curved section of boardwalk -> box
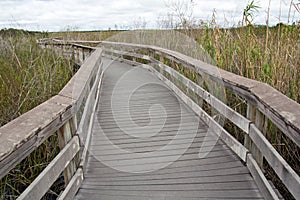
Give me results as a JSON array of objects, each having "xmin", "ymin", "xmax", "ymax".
[{"xmin": 75, "ymin": 58, "xmax": 263, "ymax": 199}]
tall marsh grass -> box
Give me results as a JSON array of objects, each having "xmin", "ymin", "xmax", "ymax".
[
  {"xmin": 0, "ymin": 29, "xmax": 73, "ymax": 199},
  {"xmin": 0, "ymin": 18, "xmax": 298, "ymax": 199},
  {"xmin": 192, "ymin": 24, "xmax": 299, "ymax": 103}
]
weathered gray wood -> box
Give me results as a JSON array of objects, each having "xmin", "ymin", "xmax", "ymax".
[
  {"xmin": 0, "ymin": 95, "xmax": 73, "ymax": 179},
  {"xmin": 103, "ymin": 53, "xmax": 141, "ymax": 66},
  {"xmin": 146, "ymin": 64, "xmax": 248, "ymax": 162},
  {"xmin": 79, "ymin": 68, "xmax": 104, "ymax": 172},
  {"xmin": 76, "ymin": 59, "xmax": 262, "ymax": 200},
  {"xmin": 38, "ymin": 39, "xmax": 96, "ymax": 51},
  {"xmin": 76, "ymin": 193, "xmax": 264, "ymax": 200},
  {"xmin": 44, "ymin": 39, "xmax": 101, "ymax": 46},
  {"xmin": 77, "ymin": 65, "xmax": 101, "ymax": 144},
  {"xmin": 154, "ymin": 61, "xmax": 251, "ymax": 134},
  {"xmin": 0, "ymin": 48, "xmax": 102, "ymax": 180},
  {"xmin": 72, "ymin": 43, "xmax": 96, "ymax": 51},
  {"xmin": 58, "ymin": 119, "xmax": 77, "ymax": 185},
  {"xmin": 254, "ymin": 110, "xmax": 267, "ymax": 167},
  {"xmin": 58, "ymin": 168, "xmax": 84, "ymax": 200},
  {"xmin": 17, "ymin": 136, "xmax": 80, "ymax": 200},
  {"xmin": 59, "ymin": 48, "xmax": 102, "ymax": 109},
  {"xmin": 25, "ymin": 40, "xmax": 300, "ymax": 199},
  {"xmin": 249, "ymin": 124, "xmax": 300, "ymax": 199},
  {"xmin": 246, "ymin": 154, "xmax": 280, "ymax": 200},
  {"xmin": 245, "ymin": 103, "xmax": 263, "ymax": 167},
  {"xmin": 101, "ymin": 41, "xmax": 300, "ymax": 148},
  {"xmin": 245, "ymin": 103, "xmax": 256, "ymax": 150},
  {"xmin": 85, "ymin": 161, "xmax": 245, "ymax": 178},
  {"xmin": 103, "ymin": 49, "xmax": 151, "ymax": 61},
  {"xmin": 98, "ymin": 42, "xmax": 300, "ymax": 199}
]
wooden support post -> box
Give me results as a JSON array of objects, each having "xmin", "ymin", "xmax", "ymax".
[
  {"xmin": 149, "ymin": 50, "xmax": 154, "ymax": 59},
  {"xmin": 246, "ymin": 103, "xmax": 266, "ymax": 168},
  {"xmin": 74, "ymin": 47, "xmax": 80, "ymax": 63},
  {"xmin": 58, "ymin": 117, "xmax": 78, "ymax": 186},
  {"xmin": 245, "ymin": 103, "xmax": 256, "ymax": 150},
  {"xmin": 159, "ymin": 54, "xmax": 165, "ymax": 74},
  {"xmin": 255, "ymin": 110, "xmax": 267, "ymax": 168},
  {"xmin": 82, "ymin": 48, "xmax": 85, "ymax": 62},
  {"xmin": 132, "ymin": 56, "xmax": 137, "ymax": 62},
  {"xmin": 159, "ymin": 53, "xmax": 164, "ymax": 63}
]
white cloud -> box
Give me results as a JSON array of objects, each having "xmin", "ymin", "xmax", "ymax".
[{"xmin": 0, "ymin": 0, "xmax": 299, "ymax": 31}]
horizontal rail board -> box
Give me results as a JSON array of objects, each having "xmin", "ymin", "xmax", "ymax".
[
  {"xmin": 246, "ymin": 154, "xmax": 280, "ymax": 200},
  {"xmin": 5, "ymin": 39, "xmax": 298, "ymax": 200},
  {"xmin": 59, "ymin": 49, "xmax": 102, "ymax": 105},
  {"xmin": 58, "ymin": 168, "xmax": 84, "ymax": 200},
  {"xmin": 80, "ymin": 65, "xmax": 104, "ymax": 171},
  {"xmin": 102, "ymin": 45, "xmax": 299, "ymax": 199},
  {"xmin": 101, "ymin": 41, "xmax": 300, "ymax": 148},
  {"xmin": 249, "ymin": 124, "xmax": 300, "ymax": 199},
  {"xmin": 77, "ymin": 65, "xmax": 102, "ymax": 143},
  {"xmin": 38, "ymin": 39, "xmax": 97, "ymax": 51},
  {"xmin": 104, "ymin": 48, "xmax": 151, "ymax": 61},
  {"xmin": 0, "ymin": 95, "xmax": 73, "ymax": 179},
  {"xmin": 146, "ymin": 64, "xmax": 248, "ymax": 162},
  {"xmin": 104, "ymin": 48, "xmax": 251, "ymax": 134},
  {"xmin": 153, "ymin": 61, "xmax": 251, "ymax": 134},
  {"xmin": 0, "ymin": 48, "xmax": 102, "ymax": 180},
  {"xmin": 17, "ymin": 136, "xmax": 80, "ymax": 200}
]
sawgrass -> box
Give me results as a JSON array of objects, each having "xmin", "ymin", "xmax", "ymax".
[{"xmin": 0, "ymin": 28, "xmax": 73, "ymax": 199}]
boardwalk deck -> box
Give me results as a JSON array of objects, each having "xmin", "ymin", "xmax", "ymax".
[{"xmin": 75, "ymin": 58, "xmax": 263, "ymax": 199}]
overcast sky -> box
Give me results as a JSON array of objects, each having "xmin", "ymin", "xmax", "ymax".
[{"xmin": 0, "ymin": 0, "xmax": 299, "ymax": 31}]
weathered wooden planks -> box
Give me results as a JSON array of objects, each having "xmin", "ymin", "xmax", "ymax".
[
  {"xmin": 17, "ymin": 136, "xmax": 80, "ymax": 200},
  {"xmin": 0, "ymin": 95, "xmax": 73, "ymax": 179},
  {"xmin": 100, "ymin": 41, "xmax": 300, "ymax": 199},
  {"xmin": 0, "ymin": 45, "xmax": 104, "ymax": 200},
  {"xmin": 249, "ymin": 124, "xmax": 300, "ymax": 199},
  {"xmin": 0, "ymin": 49, "xmax": 103, "ymax": 180},
  {"xmin": 75, "ymin": 58, "xmax": 263, "ymax": 200},
  {"xmin": 58, "ymin": 168, "xmax": 84, "ymax": 200},
  {"xmin": 101, "ymin": 41, "xmax": 300, "ymax": 148}
]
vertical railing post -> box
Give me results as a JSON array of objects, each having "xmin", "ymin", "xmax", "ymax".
[
  {"xmin": 82, "ymin": 48, "xmax": 85, "ymax": 63},
  {"xmin": 159, "ymin": 53, "xmax": 164, "ymax": 63},
  {"xmin": 76, "ymin": 47, "xmax": 79, "ymax": 64},
  {"xmin": 246, "ymin": 102, "xmax": 266, "ymax": 168},
  {"xmin": 245, "ymin": 103, "xmax": 255, "ymax": 149},
  {"xmin": 254, "ymin": 110, "xmax": 267, "ymax": 168},
  {"xmin": 159, "ymin": 53, "xmax": 165, "ymax": 74},
  {"xmin": 132, "ymin": 56, "xmax": 137, "ymax": 62},
  {"xmin": 58, "ymin": 117, "xmax": 78, "ymax": 186}
]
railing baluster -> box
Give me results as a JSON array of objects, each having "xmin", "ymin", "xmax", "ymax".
[
  {"xmin": 98, "ymin": 41, "xmax": 300, "ymax": 199},
  {"xmin": 58, "ymin": 118, "xmax": 77, "ymax": 185},
  {"xmin": 245, "ymin": 103, "xmax": 255, "ymax": 152},
  {"xmin": 254, "ymin": 110, "xmax": 267, "ymax": 168}
]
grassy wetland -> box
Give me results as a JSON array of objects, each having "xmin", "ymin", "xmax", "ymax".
[
  {"xmin": 0, "ymin": 1, "xmax": 299, "ymax": 199},
  {"xmin": 50, "ymin": 24, "xmax": 299, "ymax": 199},
  {"xmin": 0, "ymin": 29, "xmax": 73, "ymax": 199}
]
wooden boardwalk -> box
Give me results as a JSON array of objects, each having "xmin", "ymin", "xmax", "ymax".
[
  {"xmin": 75, "ymin": 58, "xmax": 263, "ymax": 199},
  {"xmin": 2, "ymin": 40, "xmax": 299, "ymax": 200}
]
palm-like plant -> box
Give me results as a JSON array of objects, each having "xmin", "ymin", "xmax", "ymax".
[{"xmin": 243, "ymin": 0, "xmax": 260, "ymax": 26}]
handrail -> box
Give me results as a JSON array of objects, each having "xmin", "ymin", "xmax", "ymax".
[
  {"xmin": 0, "ymin": 43, "xmax": 103, "ymax": 199},
  {"xmin": 99, "ymin": 40, "xmax": 300, "ymax": 200},
  {"xmin": 1, "ymin": 39, "xmax": 299, "ymax": 199},
  {"xmin": 101, "ymin": 41, "xmax": 300, "ymax": 147},
  {"xmin": 38, "ymin": 38, "xmax": 97, "ymax": 66},
  {"xmin": 38, "ymin": 38, "xmax": 98, "ymax": 50}
]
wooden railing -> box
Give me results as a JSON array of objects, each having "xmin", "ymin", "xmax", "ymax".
[
  {"xmin": 38, "ymin": 38, "xmax": 96, "ymax": 65},
  {"xmin": 0, "ymin": 42, "xmax": 103, "ymax": 199},
  {"xmin": 0, "ymin": 39, "xmax": 299, "ymax": 200},
  {"xmin": 100, "ymin": 41, "xmax": 300, "ymax": 200}
]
